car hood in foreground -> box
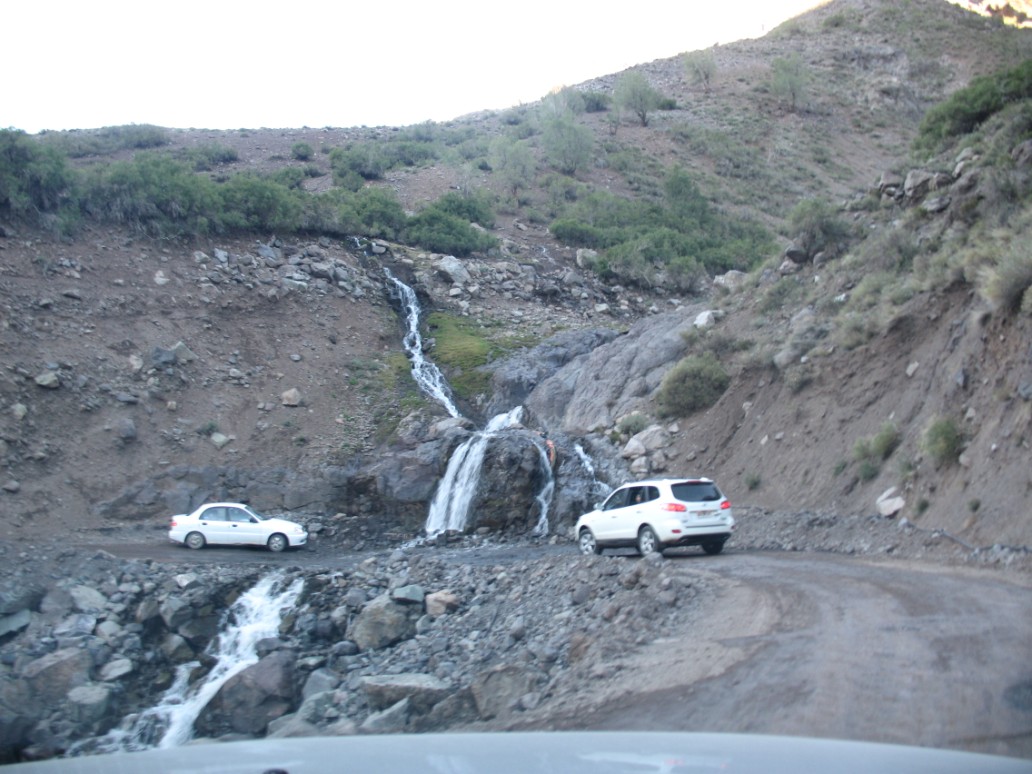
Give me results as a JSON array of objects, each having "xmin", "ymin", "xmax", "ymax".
[{"xmin": 8, "ymin": 732, "xmax": 1028, "ymax": 773}]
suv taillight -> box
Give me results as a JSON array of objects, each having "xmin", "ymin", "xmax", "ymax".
[
  {"xmin": 661, "ymin": 502, "xmax": 687, "ymax": 512},
  {"xmin": 720, "ymin": 500, "xmax": 731, "ymax": 509}
]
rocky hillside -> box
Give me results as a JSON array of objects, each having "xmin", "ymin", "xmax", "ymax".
[{"xmin": 1, "ymin": 0, "xmax": 1031, "ymax": 549}]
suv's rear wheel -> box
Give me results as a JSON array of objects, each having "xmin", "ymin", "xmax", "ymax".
[
  {"xmin": 637, "ymin": 526, "xmax": 661, "ymax": 555},
  {"xmin": 579, "ymin": 528, "xmax": 602, "ymax": 556},
  {"xmin": 702, "ymin": 539, "xmax": 725, "ymax": 555}
]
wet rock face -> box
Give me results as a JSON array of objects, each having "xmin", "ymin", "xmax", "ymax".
[{"xmin": 468, "ymin": 431, "xmax": 552, "ymax": 534}]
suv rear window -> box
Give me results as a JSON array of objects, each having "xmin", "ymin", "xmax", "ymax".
[{"xmin": 671, "ymin": 481, "xmax": 722, "ymax": 503}]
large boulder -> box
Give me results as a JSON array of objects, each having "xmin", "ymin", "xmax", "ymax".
[
  {"xmin": 195, "ymin": 650, "xmax": 297, "ymax": 736},
  {"xmin": 361, "ymin": 674, "xmax": 451, "ymax": 714},
  {"xmin": 347, "ymin": 595, "xmax": 420, "ymax": 651}
]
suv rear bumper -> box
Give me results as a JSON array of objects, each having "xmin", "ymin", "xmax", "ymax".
[{"xmin": 664, "ymin": 531, "xmax": 731, "ymax": 548}]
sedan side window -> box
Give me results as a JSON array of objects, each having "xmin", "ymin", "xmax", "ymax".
[
  {"xmin": 227, "ymin": 508, "xmax": 251, "ymax": 523},
  {"xmin": 202, "ymin": 507, "xmax": 225, "ymax": 521}
]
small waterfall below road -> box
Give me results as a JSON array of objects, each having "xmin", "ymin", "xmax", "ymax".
[
  {"xmin": 79, "ymin": 573, "xmax": 304, "ymax": 755},
  {"xmin": 385, "ymin": 268, "xmax": 460, "ymax": 418}
]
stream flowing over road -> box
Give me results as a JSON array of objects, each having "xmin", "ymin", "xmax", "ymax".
[{"xmin": 534, "ymin": 552, "xmax": 1032, "ymax": 759}]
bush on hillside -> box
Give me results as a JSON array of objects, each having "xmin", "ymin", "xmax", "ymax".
[
  {"xmin": 291, "ymin": 142, "xmax": 314, "ymax": 161},
  {"xmin": 79, "ymin": 153, "xmax": 221, "ymax": 236},
  {"xmin": 350, "ymin": 187, "xmax": 408, "ymax": 240},
  {"xmin": 981, "ymin": 240, "xmax": 1032, "ymax": 315},
  {"xmin": 218, "ymin": 174, "xmax": 302, "ymax": 232},
  {"xmin": 914, "ymin": 59, "xmax": 1032, "ymax": 155},
  {"xmin": 787, "ymin": 197, "xmax": 850, "ymax": 258},
  {"xmin": 430, "ymin": 191, "xmax": 494, "ymax": 228},
  {"xmin": 922, "ymin": 417, "xmax": 964, "ymax": 467},
  {"xmin": 405, "ymin": 208, "xmax": 495, "ymax": 257},
  {"xmin": 187, "ymin": 143, "xmax": 240, "ymax": 171},
  {"xmin": 0, "ymin": 129, "xmax": 75, "ymax": 222},
  {"xmin": 657, "ymin": 353, "xmax": 730, "ymax": 417},
  {"xmin": 39, "ymin": 124, "xmax": 170, "ymax": 157}
]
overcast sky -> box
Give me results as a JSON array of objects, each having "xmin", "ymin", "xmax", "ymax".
[{"xmin": 7, "ymin": 1, "xmax": 830, "ymax": 133}]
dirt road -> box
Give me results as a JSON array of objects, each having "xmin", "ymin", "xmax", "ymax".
[
  {"xmin": 531, "ymin": 552, "xmax": 1032, "ymax": 759},
  {"xmin": 88, "ymin": 538, "xmax": 1032, "ymax": 759}
]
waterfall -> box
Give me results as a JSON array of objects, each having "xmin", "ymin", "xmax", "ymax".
[
  {"xmin": 384, "ymin": 268, "xmax": 461, "ymax": 418},
  {"xmin": 426, "ymin": 406, "xmax": 525, "ymax": 537},
  {"xmin": 381, "ymin": 271, "xmax": 556, "ymax": 538},
  {"xmin": 76, "ymin": 573, "xmax": 304, "ymax": 755},
  {"xmin": 575, "ymin": 443, "xmax": 612, "ymax": 502},
  {"xmin": 528, "ymin": 437, "xmax": 556, "ymax": 536}
]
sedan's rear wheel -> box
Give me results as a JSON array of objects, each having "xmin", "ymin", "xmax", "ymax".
[
  {"xmin": 702, "ymin": 540, "xmax": 725, "ymax": 556},
  {"xmin": 267, "ymin": 533, "xmax": 288, "ymax": 553},
  {"xmin": 185, "ymin": 531, "xmax": 206, "ymax": 550},
  {"xmin": 637, "ymin": 526, "xmax": 661, "ymax": 555},
  {"xmin": 579, "ymin": 528, "xmax": 602, "ymax": 556}
]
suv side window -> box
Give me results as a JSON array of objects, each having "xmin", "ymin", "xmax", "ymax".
[{"xmin": 602, "ymin": 489, "xmax": 630, "ymax": 511}]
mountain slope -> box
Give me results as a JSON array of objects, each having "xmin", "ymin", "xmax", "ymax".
[{"xmin": 0, "ymin": 0, "xmax": 1030, "ymax": 548}]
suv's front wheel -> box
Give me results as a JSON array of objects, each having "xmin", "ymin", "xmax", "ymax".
[
  {"xmin": 637, "ymin": 526, "xmax": 662, "ymax": 555},
  {"xmin": 579, "ymin": 528, "xmax": 602, "ymax": 556}
]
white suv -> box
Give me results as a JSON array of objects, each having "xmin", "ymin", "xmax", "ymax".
[{"xmin": 575, "ymin": 478, "xmax": 734, "ymax": 557}]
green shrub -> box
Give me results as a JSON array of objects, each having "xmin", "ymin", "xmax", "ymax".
[
  {"xmin": 291, "ymin": 142, "xmax": 314, "ymax": 161},
  {"xmin": 617, "ymin": 413, "xmax": 649, "ymax": 435},
  {"xmin": 219, "ymin": 174, "xmax": 301, "ymax": 232},
  {"xmin": 870, "ymin": 422, "xmax": 902, "ymax": 460},
  {"xmin": 351, "ymin": 187, "xmax": 408, "ymax": 240},
  {"xmin": 187, "ymin": 143, "xmax": 239, "ymax": 171},
  {"xmin": 923, "ymin": 417, "xmax": 964, "ymax": 467},
  {"xmin": 915, "ymin": 59, "xmax": 1032, "ymax": 155},
  {"xmin": 582, "ymin": 91, "xmax": 611, "ymax": 112},
  {"xmin": 657, "ymin": 353, "xmax": 730, "ymax": 417},
  {"xmin": 405, "ymin": 208, "xmax": 495, "ymax": 256},
  {"xmin": 80, "ymin": 153, "xmax": 220, "ymax": 236},
  {"xmin": 787, "ymin": 197, "xmax": 850, "ymax": 258},
  {"xmin": 858, "ymin": 459, "xmax": 880, "ymax": 481},
  {"xmin": 745, "ymin": 472, "xmax": 762, "ymax": 491},
  {"xmin": 0, "ymin": 129, "xmax": 75, "ymax": 222},
  {"xmin": 39, "ymin": 124, "xmax": 170, "ymax": 157},
  {"xmin": 430, "ymin": 191, "xmax": 494, "ymax": 228},
  {"xmin": 982, "ymin": 241, "xmax": 1032, "ymax": 315}
]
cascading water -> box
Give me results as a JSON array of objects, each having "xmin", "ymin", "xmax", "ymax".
[
  {"xmin": 385, "ymin": 268, "xmax": 460, "ymax": 418},
  {"xmin": 76, "ymin": 572, "xmax": 304, "ymax": 755},
  {"xmin": 383, "ymin": 271, "xmax": 555, "ymax": 538},
  {"xmin": 425, "ymin": 406, "xmax": 525, "ymax": 537},
  {"xmin": 575, "ymin": 443, "xmax": 612, "ymax": 502}
]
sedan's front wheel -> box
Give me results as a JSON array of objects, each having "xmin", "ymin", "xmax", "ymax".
[
  {"xmin": 579, "ymin": 528, "xmax": 602, "ymax": 556},
  {"xmin": 267, "ymin": 533, "xmax": 288, "ymax": 553},
  {"xmin": 637, "ymin": 526, "xmax": 662, "ymax": 555},
  {"xmin": 185, "ymin": 531, "xmax": 206, "ymax": 550}
]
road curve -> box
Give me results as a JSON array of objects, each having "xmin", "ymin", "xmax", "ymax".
[{"xmin": 549, "ymin": 552, "xmax": 1032, "ymax": 760}]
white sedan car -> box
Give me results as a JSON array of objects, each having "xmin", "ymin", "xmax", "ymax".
[
  {"xmin": 575, "ymin": 477, "xmax": 734, "ymax": 556},
  {"xmin": 169, "ymin": 503, "xmax": 308, "ymax": 552}
]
